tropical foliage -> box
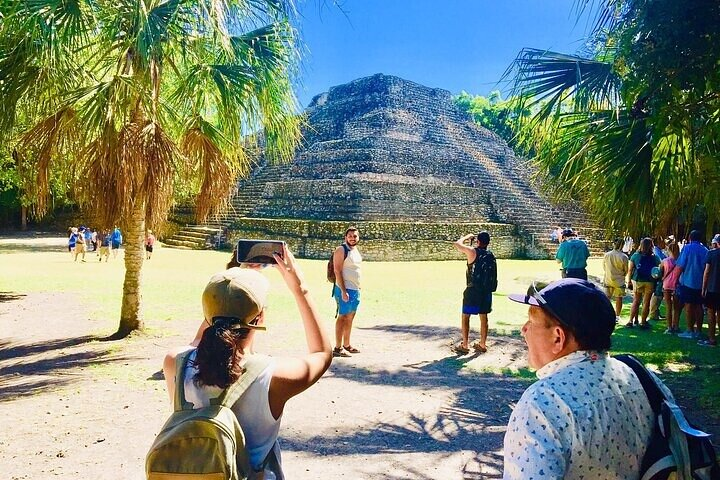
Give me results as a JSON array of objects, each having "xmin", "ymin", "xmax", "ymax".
[
  {"xmin": 506, "ymin": 0, "xmax": 720, "ymax": 238},
  {"xmin": 0, "ymin": 0, "xmax": 302, "ymax": 336},
  {"xmin": 454, "ymin": 90, "xmax": 521, "ymax": 147}
]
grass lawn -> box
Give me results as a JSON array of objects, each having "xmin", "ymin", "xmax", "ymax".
[{"xmin": 2, "ymin": 239, "xmax": 719, "ymax": 411}]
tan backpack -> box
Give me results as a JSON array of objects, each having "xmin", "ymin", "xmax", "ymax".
[{"xmin": 146, "ymin": 351, "xmax": 272, "ymax": 480}]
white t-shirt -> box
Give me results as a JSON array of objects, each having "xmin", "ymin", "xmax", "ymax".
[{"xmin": 183, "ymin": 350, "xmax": 282, "ymax": 471}]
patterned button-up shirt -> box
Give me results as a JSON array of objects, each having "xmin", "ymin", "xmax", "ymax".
[{"xmin": 503, "ymin": 351, "xmax": 656, "ymax": 479}]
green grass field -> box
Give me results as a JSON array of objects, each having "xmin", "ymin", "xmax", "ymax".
[{"xmin": 2, "ymin": 240, "xmax": 718, "ymax": 410}]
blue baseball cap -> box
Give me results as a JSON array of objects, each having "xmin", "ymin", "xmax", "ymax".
[{"xmin": 508, "ymin": 278, "xmax": 616, "ymax": 347}]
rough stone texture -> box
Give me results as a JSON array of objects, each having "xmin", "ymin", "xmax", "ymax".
[
  {"xmin": 228, "ymin": 218, "xmax": 520, "ymax": 260},
  {"xmin": 170, "ymin": 74, "xmax": 607, "ymax": 259}
]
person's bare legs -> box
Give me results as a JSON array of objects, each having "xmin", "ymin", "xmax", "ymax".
[
  {"xmin": 629, "ymin": 290, "xmax": 641, "ymax": 325},
  {"xmin": 707, "ymin": 308, "xmax": 717, "ymax": 344},
  {"xmin": 640, "ymin": 289, "xmax": 653, "ymax": 326},
  {"xmin": 477, "ymin": 313, "xmax": 488, "ymax": 350},
  {"xmin": 684, "ymin": 303, "xmax": 695, "ymax": 332},
  {"xmin": 614, "ymin": 296, "xmax": 623, "ymax": 317},
  {"xmin": 692, "ymin": 304, "xmax": 704, "ymax": 336},
  {"xmin": 335, "ymin": 312, "xmax": 357, "ymax": 349},
  {"xmin": 460, "ymin": 313, "xmax": 471, "ymax": 350},
  {"xmin": 663, "ymin": 290, "xmax": 675, "ymax": 331}
]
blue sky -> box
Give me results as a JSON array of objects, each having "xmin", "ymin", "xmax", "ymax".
[{"xmin": 294, "ymin": 0, "xmax": 593, "ymax": 107}]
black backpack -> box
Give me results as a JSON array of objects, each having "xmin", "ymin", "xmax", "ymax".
[
  {"xmin": 326, "ymin": 244, "xmax": 350, "ymax": 283},
  {"xmin": 470, "ymin": 248, "xmax": 498, "ymax": 292},
  {"xmin": 636, "ymin": 254, "xmax": 657, "ymax": 281},
  {"xmin": 615, "ymin": 354, "xmax": 720, "ymax": 480}
]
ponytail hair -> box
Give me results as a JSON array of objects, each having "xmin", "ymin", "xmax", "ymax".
[{"xmin": 193, "ymin": 318, "xmax": 250, "ymax": 388}]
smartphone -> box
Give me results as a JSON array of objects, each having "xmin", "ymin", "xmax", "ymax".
[{"xmin": 235, "ymin": 239, "xmax": 285, "ymax": 264}]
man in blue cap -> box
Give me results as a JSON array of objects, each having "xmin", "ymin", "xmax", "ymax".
[{"xmin": 503, "ymin": 278, "xmax": 666, "ymax": 479}]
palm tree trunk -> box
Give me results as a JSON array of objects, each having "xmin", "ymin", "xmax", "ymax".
[{"xmin": 116, "ymin": 202, "xmax": 145, "ymax": 337}]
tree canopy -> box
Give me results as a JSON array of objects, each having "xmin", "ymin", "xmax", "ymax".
[
  {"xmin": 507, "ymin": 0, "xmax": 720, "ymax": 238},
  {"xmin": 0, "ymin": 0, "xmax": 302, "ymax": 336}
]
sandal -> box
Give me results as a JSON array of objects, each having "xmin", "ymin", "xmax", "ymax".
[
  {"xmin": 625, "ymin": 321, "xmax": 634, "ymax": 328},
  {"xmin": 472, "ymin": 342, "xmax": 487, "ymax": 353},
  {"xmin": 333, "ymin": 347, "xmax": 351, "ymax": 358},
  {"xmin": 343, "ymin": 345, "xmax": 360, "ymax": 354},
  {"xmin": 452, "ymin": 344, "xmax": 470, "ymax": 355}
]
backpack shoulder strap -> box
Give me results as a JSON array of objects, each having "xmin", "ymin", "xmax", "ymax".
[
  {"xmin": 342, "ymin": 243, "xmax": 350, "ymax": 258},
  {"xmin": 173, "ymin": 349, "xmax": 195, "ymax": 412},
  {"xmin": 214, "ymin": 354, "xmax": 273, "ymax": 408},
  {"xmin": 615, "ymin": 353, "xmax": 665, "ymax": 415}
]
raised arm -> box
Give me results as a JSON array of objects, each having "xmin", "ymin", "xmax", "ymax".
[
  {"xmin": 268, "ymin": 246, "xmax": 332, "ymax": 417},
  {"xmin": 454, "ymin": 234, "xmax": 478, "ymax": 263}
]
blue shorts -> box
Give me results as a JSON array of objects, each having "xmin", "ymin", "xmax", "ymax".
[{"xmin": 333, "ymin": 285, "xmax": 360, "ymax": 315}]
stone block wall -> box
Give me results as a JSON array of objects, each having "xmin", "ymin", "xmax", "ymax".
[
  {"xmin": 227, "ymin": 217, "xmax": 524, "ymax": 260},
  {"xmin": 250, "ymin": 179, "xmax": 497, "ymax": 222}
]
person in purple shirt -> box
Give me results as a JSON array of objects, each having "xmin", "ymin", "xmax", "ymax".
[{"xmin": 676, "ymin": 230, "xmax": 709, "ymax": 339}]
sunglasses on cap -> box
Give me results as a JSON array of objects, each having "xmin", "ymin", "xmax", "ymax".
[{"xmin": 211, "ymin": 315, "xmax": 267, "ymax": 331}]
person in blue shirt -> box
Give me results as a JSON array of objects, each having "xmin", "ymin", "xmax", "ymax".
[
  {"xmin": 676, "ymin": 230, "xmax": 709, "ymax": 339},
  {"xmin": 111, "ymin": 227, "xmax": 123, "ymax": 259},
  {"xmin": 555, "ymin": 229, "xmax": 590, "ymax": 280}
]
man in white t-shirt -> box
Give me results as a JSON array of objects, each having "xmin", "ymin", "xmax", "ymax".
[{"xmin": 332, "ymin": 227, "xmax": 363, "ymax": 357}]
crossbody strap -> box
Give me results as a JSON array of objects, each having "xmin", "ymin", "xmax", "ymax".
[
  {"xmin": 173, "ymin": 349, "xmax": 195, "ymax": 411},
  {"xmin": 615, "ymin": 353, "xmax": 664, "ymax": 415}
]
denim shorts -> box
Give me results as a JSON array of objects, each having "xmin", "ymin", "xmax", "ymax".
[
  {"xmin": 333, "ymin": 285, "xmax": 360, "ymax": 315},
  {"xmin": 677, "ymin": 284, "xmax": 703, "ymax": 305}
]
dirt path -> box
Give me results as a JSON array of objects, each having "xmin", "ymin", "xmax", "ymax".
[{"xmin": 0, "ymin": 236, "xmax": 533, "ymax": 479}]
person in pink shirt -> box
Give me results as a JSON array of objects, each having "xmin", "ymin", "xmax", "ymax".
[{"xmin": 660, "ymin": 242, "xmax": 682, "ymax": 334}]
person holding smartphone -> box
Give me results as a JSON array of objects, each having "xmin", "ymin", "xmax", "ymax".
[{"xmin": 163, "ymin": 245, "xmax": 332, "ymax": 478}]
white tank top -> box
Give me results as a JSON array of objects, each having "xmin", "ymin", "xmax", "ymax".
[
  {"xmin": 342, "ymin": 246, "xmax": 362, "ymax": 290},
  {"xmin": 183, "ymin": 350, "xmax": 282, "ymax": 471}
]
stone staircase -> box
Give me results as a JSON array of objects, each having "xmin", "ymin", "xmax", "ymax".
[{"xmin": 163, "ymin": 225, "xmax": 224, "ymax": 250}]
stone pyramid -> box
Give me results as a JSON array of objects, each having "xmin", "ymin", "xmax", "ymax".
[{"xmin": 169, "ymin": 74, "xmax": 604, "ymax": 260}]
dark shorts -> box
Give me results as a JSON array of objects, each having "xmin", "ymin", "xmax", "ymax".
[
  {"xmin": 111, "ymin": 241, "xmax": 120, "ymax": 249},
  {"xmin": 677, "ymin": 285, "xmax": 703, "ymax": 305},
  {"xmin": 705, "ymin": 291, "xmax": 720, "ymax": 310},
  {"xmin": 462, "ymin": 287, "xmax": 492, "ymax": 315},
  {"xmin": 563, "ymin": 268, "xmax": 588, "ymax": 280},
  {"xmin": 145, "ymin": 245, "xmax": 153, "ymax": 253}
]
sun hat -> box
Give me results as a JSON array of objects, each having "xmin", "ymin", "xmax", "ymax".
[
  {"xmin": 201, "ymin": 268, "xmax": 270, "ymax": 330},
  {"xmin": 562, "ymin": 228, "xmax": 576, "ymax": 238},
  {"xmin": 508, "ymin": 278, "xmax": 615, "ymax": 343}
]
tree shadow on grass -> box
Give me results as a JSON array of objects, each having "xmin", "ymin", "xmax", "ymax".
[
  {"xmin": 282, "ymin": 325, "xmax": 531, "ymax": 478},
  {"xmin": 0, "ymin": 242, "xmax": 68, "ymax": 254},
  {"xmin": 0, "ymin": 335, "xmax": 128, "ymax": 401},
  {"xmin": 0, "ymin": 292, "xmax": 26, "ymax": 303}
]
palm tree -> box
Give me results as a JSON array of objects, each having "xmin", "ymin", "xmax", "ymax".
[
  {"xmin": 507, "ymin": 0, "xmax": 720, "ymax": 238},
  {"xmin": 0, "ymin": 0, "xmax": 301, "ymax": 337}
]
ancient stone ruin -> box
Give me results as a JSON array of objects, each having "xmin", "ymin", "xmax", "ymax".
[{"xmin": 167, "ymin": 74, "xmax": 604, "ymax": 260}]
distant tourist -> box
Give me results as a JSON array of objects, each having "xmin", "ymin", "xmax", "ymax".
[
  {"xmin": 504, "ymin": 278, "xmax": 662, "ymax": 479},
  {"xmin": 602, "ymin": 238, "xmax": 628, "ymax": 323},
  {"xmin": 622, "ymin": 235, "xmax": 634, "ymax": 256},
  {"xmin": 550, "ymin": 226, "xmax": 561, "ymax": 244},
  {"xmin": 676, "ymin": 230, "xmax": 708, "ymax": 339},
  {"xmin": 111, "ymin": 226, "xmax": 123, "ymax": 258},
  {"xmin": 555, "ymin": 228, "xmax": 590, "ymax": 280},
  {"xmin": 452, "ymin": 231, "xmax": 497, "ymax": 354},
  {"xmin": 649, "ymin": 236, "xmax": 667, "ymax": 321},
  {"xmin": 625, "ymin": 237, "xmax": 661, "ymax": 329},
  {"xmin": 699, "ymin": 234, "xmax": 720, "ymax": 347},
  {"xmin": 331, "ymin": 227, "xmax": 362, "ymax": 358},
  {"xmin": 145, "ymin": 230, "xmax": 156, "ymax": 260},
  {"xmin": 74, "ymin": 226, "xmax": 87, "ymax": 262},
  {"xmin": 68, "ymin": 227, "xmax": 78, "ymax": 255},
  {"xmin": 660, "ymin": 241, "xmax": 682, "ymax": 334},
  {"xmin": 98, "ymin": 229, "xmax": 111, "ymax": 262}
]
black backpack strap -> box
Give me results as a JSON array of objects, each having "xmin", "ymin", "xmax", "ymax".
[
  {"xmin": 213, "ymin": 354, "xmax": 273, "ymax": 408},
  {"xmin": 173, "ymin": 349, "xmax": 196, "ymax": 412},
  {"xmin": 615, "ymin": 353, "xmax": 665, "ymax": 415}
]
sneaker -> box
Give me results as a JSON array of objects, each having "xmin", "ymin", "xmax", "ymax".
[
  {"xmin": 625, "ymin": 321, "xmax": 634, "ymax": 328},
  {"xmin": 663, "ymin": 328, "xmax": 676, "ymax": 335},
  {"xmin": 678, "ymin": 331, "xmax": 696, "ymax": 339},
  {"xmin": 698, "ymin": 339, "xmax": 717, "ymax": 347},
  {"xmin": 638, "ymin": 323, "xmax": 651, "ymax": 330},
  {"xmin": 615, "ymin": 316, "xmax": 621, "ymax": 324},
  {"xmin": 332, "ymin": 347, "xmax": 351, "ymax": 358}
]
